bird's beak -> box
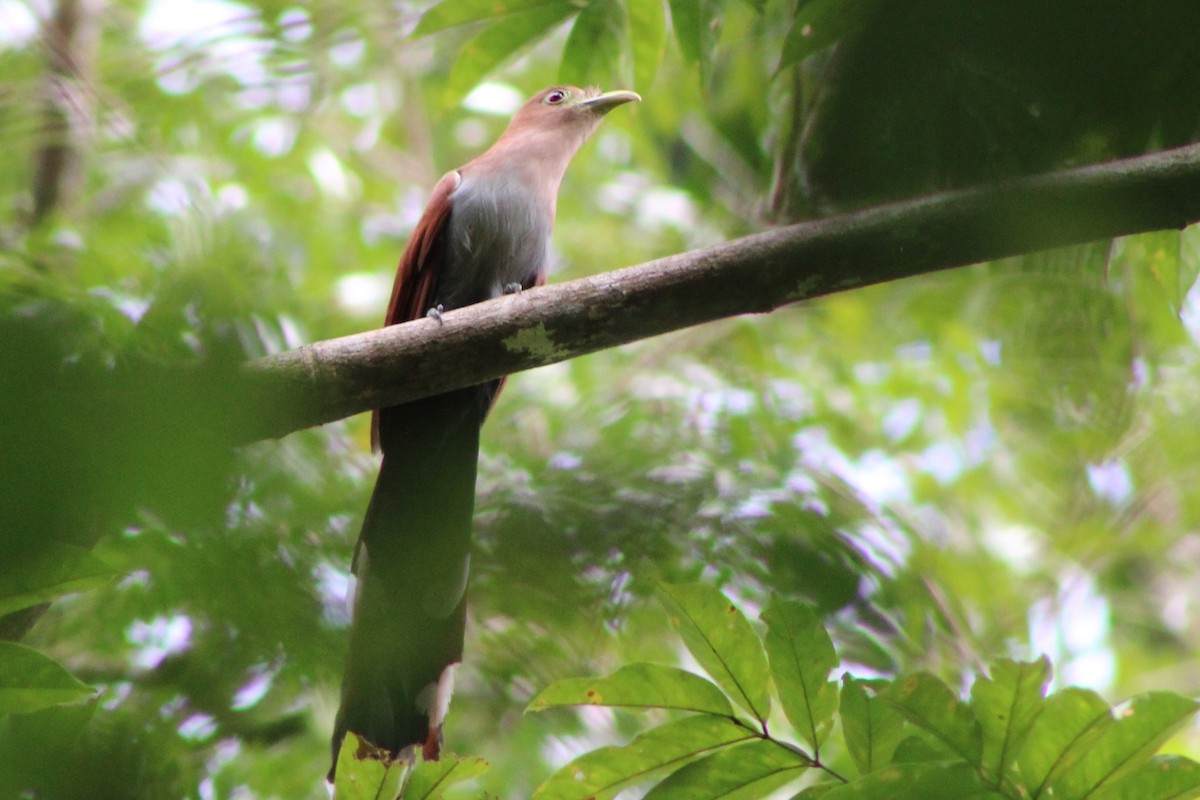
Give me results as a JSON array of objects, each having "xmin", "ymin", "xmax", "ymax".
[{"xmin": 579, "ymin": 90, "xmax": 641, "ymax": 115}]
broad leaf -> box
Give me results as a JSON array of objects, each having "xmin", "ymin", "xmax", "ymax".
[
  {"xmin": 1051, "ymin": 692, "xmax": 1199, "ymax": 800},
  {"xmin": 446, "ymin": 4, "xmax": 578, "ymax": 102},
  {"xmin": 405, "ymin": 754, "xmax": 488, "ymax": 799},
  {"xmin": 840, "ymin": 676, "xmax": 904, "ymax": 775},
  {"xmin": 667, "ymin": 0, "xmax": 719, "ymax": 77},
  {"xmin": 528, "ymin": 662, "xmax": 733, "ymax": 716},
  {"xmin": 891, "ymin": 734, "xmax": 949, "ymax": 764},
  {"xmin": 561, "ymin": 0, "xmax": 628, "ymax": 87},
  {"xmin": 0, "ymin": 542, "xmax": 115, "ymax": 617},
  {"xmin": 821, "ymin": 762, "xmax": 1005, "ymax": 800},
  {"xmin": 658, "ymin": 583, "xmax": 771, "ymax": 723},
  {"xmin": 1017, "ymin": 687, "xmax": 1115, "ymax": 796},
  {"xmin": 1132, "ymin": 230, "xmax": 1191, "ymax": 314},
  {"xmin": 790, "ymin": 784, "xmax": 837, "ymax": 799},
  {"xmin": 1091, "ymin": 755, "xmax": 1200, "ymax": 800},
  {"xmin": 642, "ymin": 738, "xmax": 809, "ymax": 800},
  {"xmin": 628, "ymin": 0, "xmax": 667, "ymax": 90},
  {"xmin": 969, "ymin": 657, "xmax": 1050, "ymax": 784},
  {"xmin": 761, "ymin": 598, "xmax": 838, "ymax": 752},
  {"xmin": 0, "ymin": 642, "xmax": 93, "ymax": 715},
  {"xmin": 414, "ymin": 0, "xmax": 568, "ymax": 36},
  {"xmin": 330, "ymin": 733, "xmax": 407, "ymax": 800},
  {"xmin": 885, "ymin": 672, "xmax": 981, "ymax": 767},
  {"xmin": 531, "ymin": 715, "xmax": 755, "ymax": 800}
]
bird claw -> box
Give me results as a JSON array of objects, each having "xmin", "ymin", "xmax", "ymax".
[
  {"xmin": 502, "ymin": 282, "xmax": 523, "ymax": 295},
  {"xmin": 426, "ymin": 304, "xmax": 445, "ymax": 325}
]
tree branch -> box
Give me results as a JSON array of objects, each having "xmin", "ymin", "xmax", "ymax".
[
  {"xmin": 31, "ymin": 0, "xmax": 100, "ymax": 227},
  {"xmin": 240, "ymin": 142, "xmax": 1200, "ymax": 442}
]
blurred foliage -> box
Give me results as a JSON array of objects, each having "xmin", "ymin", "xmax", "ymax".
[{"xmin": 1, "ymin": 0, "xmax": 1199, "ymax": 797}]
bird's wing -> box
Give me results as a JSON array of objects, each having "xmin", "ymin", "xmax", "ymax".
[
  {"xmin": 371, "ymin": 170, "xmax": 461, "ymax": 452},
  {"xmin": 386, "ymin": 170, "xmax": 461, "ymax": 325}
]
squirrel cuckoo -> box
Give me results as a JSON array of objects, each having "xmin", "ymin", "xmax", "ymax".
[{"xmin": 330, "ymin": 86, "xmax": 639, "ymax": 780}]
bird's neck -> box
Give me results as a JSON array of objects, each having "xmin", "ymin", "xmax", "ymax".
[{"xmin": 466, "ymin": 122, "xmax": 596, "ymax": 206}]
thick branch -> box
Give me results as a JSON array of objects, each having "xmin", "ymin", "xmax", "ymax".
[{"xmin": 241, "ymin": 142, "xmax": 1200, "ymax": 442}]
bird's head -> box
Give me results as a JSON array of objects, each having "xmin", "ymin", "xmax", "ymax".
[{"xmin": 499, "ymin": 85, "xmax": 641, "ymax": 149}]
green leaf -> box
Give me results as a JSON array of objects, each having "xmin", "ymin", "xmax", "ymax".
[
  {"xmin": 969, "ymin": 657, "xmax": 1050, "ymax": 785},
  {"xmin": 1052, "ymin": 692, "xmax": 1199, "ymax": 800},
  {"xmin": 414, "ymin": 0, "xmax": 569, "ymax": 36},
  {"xmin": 527, "ymin": 662, "xmax": 734, "ymax": 716},
  {"xmin": 667, "ymin": 0, "xmax": 701, "ymax": 66},
  {"xmin": 1017, "ymin": 687, "xmax": 1115, "ymax": 796},
  {"xmin": 821, "ymin": 762, "xmax": 1005, "ymax": 800},
  {"xmin": 627, "ymin": 0, "xmax": 667, "ymax": 90},
  {"xmin": 791, "ymin": 784, "xmax": 837, "ymax": 799},
  {"xmin": 331, "ymin": 734, "xmax": 408, "ymax": 800},
  {"xmin": 405, "ymin": 754, "xmax": 489, "ymax": 799},
  {"xmin": 446, "ymin": 4, "xmax": 578, "ymax": 102},
  {"xmin": 1140, "ymin": 230, "xmax": 1188, "ymax": 313},
  {"xmin": 840, "ymin": 676, "xmax": 904, "ymax": 776},
  {"xmin": 0, "ymin": 542, "xmax": 116, "ymax": 617},
  {"xmin": 1091, "ymin": 755, "xmax": 1200, "ymax": 800},
  {"xmin": 666, "ymin": 0, "xmax": 718, "ymax": 74},
  {"xmin": 561, "ymin": 0, "xmax": 628, "ymax": 87},
  {"xmin": 531, "ymin": 715, "xmax": 755, "ymax": 800},
  {"xmin": 642, "ymin": 738, "xmax": 809, "ymax": 800},
  {"xmin": 0, "ymin": 642, "xmax": 94, "ymax": 715},
  {"xmin": 885, "ymin": 672, "xmax": 981, "ymax": 767},
  {"xmin": 776, "ymin": 0, "xmax": 880, "ymax": 73},
  {"xmin": 890, "ymin": 734, "xmax": 948, "ymax": 764},
  {"xmin": 761, "ymin": 598, "xmax": 838, "ymax": 752},
  {"xmin": 658, "ymin": 583, "xmax": 771, "ymax": 723}
]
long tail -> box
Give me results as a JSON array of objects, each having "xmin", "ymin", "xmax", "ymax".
[{"xmin": 330, "ymin": 384, "xmax": 494, "ymax": 780}]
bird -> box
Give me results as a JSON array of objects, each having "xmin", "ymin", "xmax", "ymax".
[{"xmin": 329, "ymin": 85, "xmax": 640, "ymax": 781}]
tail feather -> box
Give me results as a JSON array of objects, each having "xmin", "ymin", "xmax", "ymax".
[{"xmin": 330, "ymin": 385, "xmax": 492, "ymax": 781}]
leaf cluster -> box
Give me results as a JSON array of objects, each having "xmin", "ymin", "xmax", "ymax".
[{"xmin": 526, "ymin": 583, "xmax": 1200, "ymax": 800}]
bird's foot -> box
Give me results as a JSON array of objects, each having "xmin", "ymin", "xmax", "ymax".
[
  {"xmin": 426, "ymin": 304, "xmax": 445, "ymax": 325},
  {"xmin": 502, "ymin": 282, "xmax": 523, "ymax": 295}
]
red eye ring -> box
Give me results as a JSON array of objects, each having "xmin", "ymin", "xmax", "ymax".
[{"xmin": 545, "ymin": 89, "xmax": 567, "ymax": 105}]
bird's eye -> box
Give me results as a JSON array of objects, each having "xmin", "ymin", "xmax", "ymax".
[{"xmin": 545, "ymin": 89, "xmax": 568, "ymax": 105}]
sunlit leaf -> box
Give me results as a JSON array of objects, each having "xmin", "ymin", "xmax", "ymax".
[
  {"xmin": 969, "ymin": 656, "xmax": 1050, "ymax": 784},
  {"xmin": 0, "ymin": 642, "xmax": 94, "ymax": 715},
  {"xmin": 1051, "ymin": 692, "xmax": 1199, "ymax": 800},
  {"xmin": 405, "ymin": 753, "xmax": 489, "ymax": 799},
  {"xmin": 667, "ymin": 0, "xmax": 702, "ymax": 66},
  {"xmin": 1138, "ymin": 230, "xmax": 1187, "ymax": 313},
  {"xmin": 761, "ymin": 598, "xmax": 838, "ymax": 752},
  {"xmin": 1017, "ymin": 687, "xmax": 1114, "ymax": 796},
  {"xmin": 561, "ymin": 0, "xmax": 627, "ymax": 87},
  {"xmin": 331, "ymin": 734, "xmax": 408, "ymax": 800},
  {"xmin": 528, "ymin": 662, "xmax": 733, "ymax": 716},
  {"xmin": 414, "ymin": 0, "xmax": 570, "ymax": 36},
  {"xmin": 658, "ymin": 583, "xmax": 771, "ymax": 723},
  {"xmin": 840, "ymin": 676, "xmax": 904, "ymax": 776},
  {"xmin": 532, "ymin": 715, "xmax": 755, "ymax": 800},
  {"xmin": 447, "ymin": 4, "xmax": 579, "ymax": 101},
  {"xmin": 790, "ymin": 784, "xmax": 837, "ymax": 799},
  {"xmin": 1091, "ymin": 755, "xmax": 1200, "ymax": 800},
  {"xmin": 666, "ymin": 0, "xmax": 719, "ymax": 76},
  {"xmin": 627, "ymin": 0, "xmax": 667, "ymax": 90},
  {"xmin": 885, "ymin": 672, "xmax": 981, "ymax": 767},
  {"xmin": 0, "ymin": 542, "xmax": 115, "ymax": 617},
  {"xmin": 642, "ymin": 738, "xmax": 809, "ymax": 800}
]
